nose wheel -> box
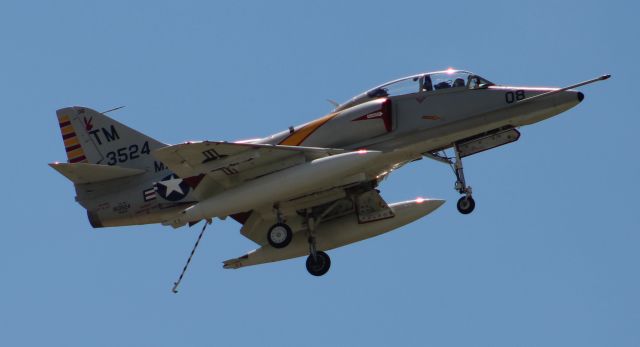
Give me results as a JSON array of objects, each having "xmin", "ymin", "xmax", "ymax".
[{"xmin": 456, "ymin": 196, "xmax": 475, "ymax": 214}]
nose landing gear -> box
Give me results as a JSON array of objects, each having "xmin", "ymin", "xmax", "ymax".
[
  {"xmin": 425, "ymin": 144, "xmax": 476, "ymax": 215},
  {"xmin": 452, "ymin": 146, "xmax": 475, "ymax": 214},
  {"xmin": 456, "ymin": 195, "xmax": 475, "ymax": 214}
]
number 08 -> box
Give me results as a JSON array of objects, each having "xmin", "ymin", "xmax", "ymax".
[{"xmin": 505, "ymin": 90, "xmax": 525, "ymax": 103}]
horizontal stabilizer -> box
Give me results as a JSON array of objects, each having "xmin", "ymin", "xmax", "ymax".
[{"xmin": 49, "ymin": 162, "xmax": 146, "ymax": 184}]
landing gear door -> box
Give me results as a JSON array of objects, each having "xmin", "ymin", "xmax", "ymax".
[{"xmin": 355, "ymin": 190, "xmax": 394, "ymax": 223}]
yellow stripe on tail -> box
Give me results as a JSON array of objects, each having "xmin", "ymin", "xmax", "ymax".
[{"xmin": 57, "ymin": 113, "xmax": 88, "ymax": 163}]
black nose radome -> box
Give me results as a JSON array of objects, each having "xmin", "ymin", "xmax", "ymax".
[{"xmin": 577, "ymin": 92, "xmax": 585, "ymax": 102}]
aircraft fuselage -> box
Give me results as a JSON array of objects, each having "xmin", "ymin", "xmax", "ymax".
[{"xmin": 258, "ymin": 84, "xmax": 583, "ymax": 181}]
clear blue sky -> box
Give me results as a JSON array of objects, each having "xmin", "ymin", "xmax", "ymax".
[{"xmin": 1, "ymin": 1, "xmax": 637, "ymax": 346}]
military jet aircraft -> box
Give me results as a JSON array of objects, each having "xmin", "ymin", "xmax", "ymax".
[{"xmin": 50, "ymin": 69, "xmax": 609, "ymax": 285}]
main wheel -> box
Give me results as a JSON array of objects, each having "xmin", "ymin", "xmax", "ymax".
[
  {"xmin": 457, "ymin": 196, "xmax": 475, "ymax": 214},
  {"xmin": 267, "ymin": 223, "xmax": 292, "ymax": 248},
  {"xmin": 306, "ymin": 251, "xmax": 331, "ymax": 276}
]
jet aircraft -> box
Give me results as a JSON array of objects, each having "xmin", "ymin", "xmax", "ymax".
[{"xmin": 50, "ymin": 69, "xmax": 609, "ymax": 289}]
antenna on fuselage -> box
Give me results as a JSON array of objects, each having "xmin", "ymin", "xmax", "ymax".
[
  {"xmin": 326, "ymin": 99, "xmax": 340, "ymax": 109},
  {"xmin": 102, "ymin": 105, "xmax": 126, "ymax": 114}
]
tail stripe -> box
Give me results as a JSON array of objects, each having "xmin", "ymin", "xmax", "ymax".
[
  {"xmin": 62, "ymin": 131, "xmax": 77, "ymax": 140},
  {"xmin": 67, "ymin": 147, "xmax": 84, "ymax": 157},
  {"xmin": 64, "ymin": 137, "xmax": 79, "ymax": 147},
  {"xmin": 57, "ymin": 113, "xmax": 88, "ymax": 164},
  {"xmin": 61, "ymin": 126, "xmax": 74, "ymax": 135},
  {"xmin": 69, "ymin": 155, "xmax": 88, "ymax": 163},
  {"xmin": 66, "ymin": 144, "xmax": 82, "ymax": 152}
]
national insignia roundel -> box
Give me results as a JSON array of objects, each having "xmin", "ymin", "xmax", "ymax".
[{"xmin": 155, "ymin": 174, "xmax": 190, "ymax": 201}]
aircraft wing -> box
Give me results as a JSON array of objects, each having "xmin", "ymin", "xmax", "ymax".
[{"xmin": 152, "ymin": 141, "xmax": 344, "ymax": 184}]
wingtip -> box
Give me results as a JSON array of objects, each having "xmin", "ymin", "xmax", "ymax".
[{"xmin": 222, "ymin": 260, "xmax": 243, "ymax": 269}]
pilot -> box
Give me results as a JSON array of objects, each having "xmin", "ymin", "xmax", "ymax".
[
  {"xmin": 422, "ymin": 76, "xmax": 433, "ymax": 92},
  {"xmin": 467, "ymin": 76, "xmax": 479, "ymax": 89},
  {"xmin": 452, "ymin": 78, "xmax": 465, "ymax": 88},
  {"xmin": 434, "ymin": 81, "xmax": 450, "ymax": 90},
  {"xmin": 367, "ymin": 88, "xmax": 389, "ymax": 98}
]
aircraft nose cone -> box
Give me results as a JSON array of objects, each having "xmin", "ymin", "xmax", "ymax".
[{"xmin": 577, "ymin": 91, "xmax": 585, "ymax": 102}]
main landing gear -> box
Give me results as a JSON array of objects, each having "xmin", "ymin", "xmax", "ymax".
[
  {"xmin": 305, "ymin": 214, "xmax": 330, "ymax": 276},
  {"xmin": 267, "ymin": 223, "xmax": 292, "ymax": 248},
  {"xmin": 306, "ymin": 250, "xmax": 331, "ymax": 276},
  {"xmin": 268, "ymin": 204, "xmax": 335, "ymax": 276},
  {"xmin": 267, "ymin": 205, "xmax": 292, "ymax": 248}
]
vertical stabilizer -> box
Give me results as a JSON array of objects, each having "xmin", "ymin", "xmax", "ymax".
[{"xmin": 55, "ymin": 106, "xmax": 167, "ymax": 171}]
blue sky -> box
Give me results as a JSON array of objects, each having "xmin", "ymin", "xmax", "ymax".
[{"xmin": 1, "ymin": 0, "xmax": 638, "ymax": 346}]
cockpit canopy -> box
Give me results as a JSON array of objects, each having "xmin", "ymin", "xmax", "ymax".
[{"xmin": 337, "ymin": 70, "xmax": 494, "ymax": 111}]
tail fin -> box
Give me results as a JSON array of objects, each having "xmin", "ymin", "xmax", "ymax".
[{"xmin": 56, "ymin": 106, "xmax": 167, "ymax": 171}]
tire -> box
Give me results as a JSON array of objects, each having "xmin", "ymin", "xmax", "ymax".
[
  {"xmin": 267, "ymin": 223, "xmax": 293, "ymax": 249},
  {"xmin": 306, "ymin": 251, "xmax": 331, "ymax": 276},
  {"xmin": 457, "ymin": 196, "xmax": 476, "ymax": 214}
]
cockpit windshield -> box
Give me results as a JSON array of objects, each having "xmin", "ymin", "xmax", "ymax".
[
  {"xmin": 429, "ymin": 70, "xmax": 469, "ymax": 90},
  {"xmin": 337, "ymin": 69, "xmax": 495, "ymax": 111},
  {"xmin": 366, "ymin": 76, "xmax": 421, "ymax": 98},
  {"xmin": 423, "ymin": 70, "xmax": 494, "ymax": 91}
]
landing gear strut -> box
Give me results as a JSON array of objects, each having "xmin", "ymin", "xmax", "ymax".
[
  {"xmin": 426, "ymin": 145, "xmax": 476, "ymax": 215},
  {"xmin": 304, "ymin": 211, "xmax": 331, "ymax": 276},
  {"xmin": 452, "ymin": 145, "xmax": 475, "ymax": 214}
]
